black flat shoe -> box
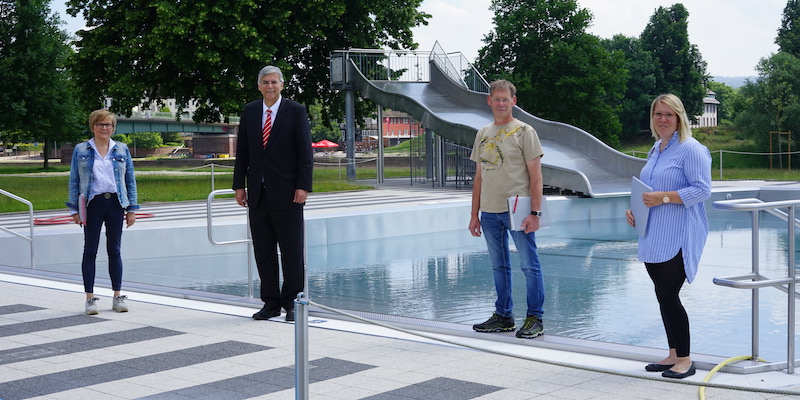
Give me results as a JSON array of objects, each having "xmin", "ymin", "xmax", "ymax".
[
  {"xmin": 662, "ymin": 363, "xmax": 696, "ymax": 379},
  {"xmin": 253, "ymin": 306, "xmax": 281, "ymax": 320},
  {"xmin": 285, "ymin": 309, "xmax": 295, "ymax": 322},
  {"xmin": 645, "ymin": 363, "xmax": 674, "ymax": 372}
]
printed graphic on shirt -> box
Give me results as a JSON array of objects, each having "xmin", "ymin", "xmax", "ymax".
[{"xmin": 477, "ymin": 126, "xmax": 521, "ymax": 170}]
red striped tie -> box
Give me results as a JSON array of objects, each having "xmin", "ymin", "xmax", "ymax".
[{"xmin": 262, "ymin": 109, "xmax": 272, "ymax": 148}]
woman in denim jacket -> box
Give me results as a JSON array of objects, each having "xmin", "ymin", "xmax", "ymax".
[{"xmin": 66, "ymin": 109, "xmax": 139, "ymax": 315}]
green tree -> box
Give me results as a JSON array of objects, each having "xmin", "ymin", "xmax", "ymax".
[
  {"xmin": 308, "ymin": 102, "xmax": 338, "ymax": 143},
  {"xmin": 736, "ymin": 52, "xmax": 800, "ymax": 168},
  {"xmin": 128, "ymin": 131, "xmax": 163, "ymax": 149},
  {"xmin": 640, "ymin": 4, "xmax": 708, "ymax": 119},
  {"xmin": 475, "ymin": 0, "xmax": 626, "ymax": 146},
  {"xmin": 706, "ymin": 81, "xmax": 740, "ymax": 126},
  {"xmin": 0, "ymin": 0, "xmax": 84, "ymax": 168},
  {"xmin": 777, "ymin": 0, "xmax": 800, "ymax": 55},
  {"xmin": 602, "ymin": 35, "xmax": 658, "ymax": 143},
  {"xmin": 66, "ymin": 0, "xmax": 430, "ymax": 124}
]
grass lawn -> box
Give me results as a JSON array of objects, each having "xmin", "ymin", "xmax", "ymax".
[{"xmin": 0, "ymin": 165, "xmax": 407, "ymax": 213}]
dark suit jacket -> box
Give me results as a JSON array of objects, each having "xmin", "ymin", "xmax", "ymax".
[{"xmin": 233, "ymin": 98, "xmax": 313, "ymax": 209}]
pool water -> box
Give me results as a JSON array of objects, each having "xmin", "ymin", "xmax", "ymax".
[
  {"xmin": 20, "ymin": 205, "xmax": 800, "ymax": 362},
  {"xmin": 293, "ymin": 213, "xmax": 797, "ymax": 362}
]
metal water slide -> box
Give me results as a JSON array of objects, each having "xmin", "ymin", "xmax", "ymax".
[{"xmin": 342, "ymin": 51, "xmax": 646, "ymax": 197}]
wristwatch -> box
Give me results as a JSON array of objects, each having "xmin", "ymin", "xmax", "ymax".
[
  {"xmin": 662, "ymin": 193, "xmax": 670, "ymax": 204},
  {"xmin": 530, "ymin": 210, "xmax": 542, "ymax": 217}
]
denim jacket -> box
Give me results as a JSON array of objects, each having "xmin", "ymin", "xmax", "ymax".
[{"xmin": 66, "ymin": 140, "xmax": 140, "ymax": 213}]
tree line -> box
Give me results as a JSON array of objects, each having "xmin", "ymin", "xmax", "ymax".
[{"xmin": 2, "ymin": 0, "xmax": 800, "ymax": 167}]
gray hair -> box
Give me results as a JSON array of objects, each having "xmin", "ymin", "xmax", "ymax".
[{"xmin": 257, "ymin": 65, "xmax": 284, "ymax": 85}]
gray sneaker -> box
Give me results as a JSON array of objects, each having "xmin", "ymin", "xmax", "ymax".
[
  {"xmin": 85, "ymin": 297, "xmax": 99, "ymax": 315},
  {"xmin": 473, "ymin": 313, "xmax": 516, "ymax": 332},
  {"xmin": 113, "ymin": 295, "xmax": 129, "ymax": 312},
  {"xmin": 516, "ymin": 315, "xmax": 544, "ymax": 338}
]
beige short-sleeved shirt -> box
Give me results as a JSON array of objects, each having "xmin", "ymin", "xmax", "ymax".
[{"xmin": 470, "ymin": 118, "xmax": 544, "ymax": 212}]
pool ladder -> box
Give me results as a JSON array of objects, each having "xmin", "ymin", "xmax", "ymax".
[
  {"xmin": 206, "ymin": 189, "xmax": 255, "ymax": 298},
  {"xmin": 712, "ymin": 197, "xmax": 800, "ymax": 374},
  {"xmin": 0, "ymin": 189, "xmax": 35, "ymax": 270}
]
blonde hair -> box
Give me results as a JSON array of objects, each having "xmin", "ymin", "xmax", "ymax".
[
  {"xmin": 88, "ymin": 109, "xmax": 117, "ymax": 130},
  {"xmin": 649, "ymin": 94, "xmax": 692, "ymax": 141}
]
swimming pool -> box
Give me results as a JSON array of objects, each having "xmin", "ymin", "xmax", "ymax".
[{"xmin": 3, "ymin": 189, "xmax": 799, "ymax": 364}]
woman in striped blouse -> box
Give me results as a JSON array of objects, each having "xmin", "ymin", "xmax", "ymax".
[{"xmin": 626, "ymin": 93, "xmax": 712, "ymax": 379}]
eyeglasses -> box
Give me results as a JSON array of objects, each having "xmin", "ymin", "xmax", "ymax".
[
  {"xmin": 259, "ymin": 80, "xmax": 281, "ymax": 86},
  {"xmin": 491, "ymin": 97, "xmax": 514, "ymax": 104},
  {"xmin": 653, "ymin": 112, "xmax": 676, "ymax": 120},
  {"xmin": 94, "ymin": 123, "xmax": 114, "ymax": 128}
]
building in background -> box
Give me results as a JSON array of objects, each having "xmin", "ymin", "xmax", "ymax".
[{"xmin": 692, "ymin": 90, "xmax": 720, "ymax": 128}]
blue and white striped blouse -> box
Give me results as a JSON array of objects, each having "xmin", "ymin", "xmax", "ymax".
[{"xmin": 638, "ymin": 132, "xmax": 712, "ymax": 283}]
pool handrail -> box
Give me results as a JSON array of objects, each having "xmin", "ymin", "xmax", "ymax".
[
  {"xmin": 206, "ymin": 189, "xmax": 254, "ymax": 298},
  {"xmin": 712, "ymin": 197, "xmax": 799, "ymax": 374},
  {"xmin": 0, "ymin": 189, "xmax": 35, "ymax": 270}
]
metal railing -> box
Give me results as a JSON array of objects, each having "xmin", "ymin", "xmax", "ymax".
[
  {"xmin": 712, "ymin": 197, "xmax": 800, "ymax": 374},
  {"xmin": 206, "ymin": 189, "xmax": 254, "ymax": 297},
  {"xmin": 0, "ymin": 189, "xmax": 35, "ymax": 269},
  {"xmin": 336, "ymin": 43, "xmax": 489, "ymax": 92}
]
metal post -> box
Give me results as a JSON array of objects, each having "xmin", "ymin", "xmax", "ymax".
[
  {"xmin": 345, "ymin": 90, "xmax": 356, "ymax": 181},
  {"xmin": 425, "ymin": 128, "xmax": 434, "ymax": 184},
  {"xmin": 751, "ymin": 209, "xmax": 760, "ymax": 361},
  {"xmin": 787, "ymin": 205, "xmax": 796, "ymax": 374},
  {"xmin": 377, "ymin": 105, "xmax": 384, "ymax": 184},
  {"xmin": 211, "ymin": 163, "xmax": 215, "ymax": 192},
  {"xmin": 719, "ymin": 150, "xmax": 723, "ymax": 180},
  {"xmin": 294, "ymin": 292, "xmax": 309, "ymax": 400}
]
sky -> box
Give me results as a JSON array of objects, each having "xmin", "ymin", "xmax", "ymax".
[
  {"xmin": 410, "ymin": 0, "xmax": 788, "ymax": 77},
  {"xmin": 51, "ymin": 0, "xmax": 787, "ymax": 77}
]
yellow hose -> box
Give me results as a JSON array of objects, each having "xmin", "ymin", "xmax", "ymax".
[{"xmin": 699, "ymin": 355, "xmax": 768, "ymax": 399}]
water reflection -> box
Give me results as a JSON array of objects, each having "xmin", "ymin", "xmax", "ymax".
[{"xmin": 36, "ymin": 210, "xmax": 798, "ymax": 361}]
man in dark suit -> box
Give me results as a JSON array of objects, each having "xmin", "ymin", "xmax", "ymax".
[{"xmin": 233, "ymin": 65, "xmax": 313, "ymax": 322}]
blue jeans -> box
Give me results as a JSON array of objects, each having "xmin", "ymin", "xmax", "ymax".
[{"xmin": 481, "ymin": 211, "xmax": 544, "ymax": 319}]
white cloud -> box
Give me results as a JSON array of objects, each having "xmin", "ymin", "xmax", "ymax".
[{"xmin": 414, "ymin": 0, "xmax": 788, "ymax": 77}]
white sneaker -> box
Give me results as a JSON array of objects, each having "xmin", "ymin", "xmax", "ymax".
[
  {"xmin": 113, "ymin": 295, "xmax": 129, "ymax": 312},
  {"xmin": 85, "ymin": 297, "xmax": 99, "ymax": 315}
]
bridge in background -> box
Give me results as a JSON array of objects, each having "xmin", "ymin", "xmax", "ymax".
[{"xmin": 115, "ymin": 117, "xmax": 238, "ymax": 135}]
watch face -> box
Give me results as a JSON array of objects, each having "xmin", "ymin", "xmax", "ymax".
[{"xmin": 663, "ymin": 196, "xmax": 670, "ymax": 203}]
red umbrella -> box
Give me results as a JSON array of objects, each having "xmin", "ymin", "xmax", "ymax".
[{"xmin": 312, "ymin": 139, "xmax": 339, "ymax": 148}]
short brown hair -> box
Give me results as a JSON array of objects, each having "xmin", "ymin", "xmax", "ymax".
[
  {"xmin": 88, "ymin": 109, "xmax": 116, "ymax": 130},
  {"xmin": 489, "ymin": 80, "xmax": 516, "ymax": 97}
]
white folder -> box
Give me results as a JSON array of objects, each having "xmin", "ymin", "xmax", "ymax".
[
  {"xmin": 630, "ymin": 176, "xmax": 652, "ymax": 237},
  {"xmin": 507, "ymin": 195, "xmax": 550, "ymax": 231}
]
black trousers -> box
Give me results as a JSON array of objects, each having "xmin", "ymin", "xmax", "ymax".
[
  {"xmin": 248, "ymin": 188, "xmax": 305, "ymax": 311},
  {"xmin": 645, "ymin": 250, "xmax": 690, "ymax": 357}
]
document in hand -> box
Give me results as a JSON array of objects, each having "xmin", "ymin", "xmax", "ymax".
[
  {"xmin": 78, "ymin": 193, "xmax": 87, "ymax": 224},
  {"xmin": 507, "ymin": 195, "xmax": 550, "ymax": 231},
  {"xmin": 630, "ymin": 176, "xmax": 652, "ymax": 237}
]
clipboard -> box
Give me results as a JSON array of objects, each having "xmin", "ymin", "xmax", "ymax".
[
  {"xmin": 78, "ymin": 193, "xmax": 87, "ymax": 225},
  {"xmin": 630, "ymin": 176, "xmax": 651, "ymax": 237},
  {"xmin": 507, "ymin": 195, "xmax": 550, "ymax": 231}
]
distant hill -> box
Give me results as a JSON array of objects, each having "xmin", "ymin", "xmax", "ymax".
[{"xmin": 712, "ymin": 76, "xmax": 756, "ymax": 88}]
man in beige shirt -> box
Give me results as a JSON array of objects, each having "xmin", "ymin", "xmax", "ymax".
[{"xmin": 468, "ymin": 80, "xmax": 545, "ymax": 339}]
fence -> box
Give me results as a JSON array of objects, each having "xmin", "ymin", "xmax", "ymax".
[{"xmin": 625, "ymin": 149, "xmax": 800, "ymax": 179}]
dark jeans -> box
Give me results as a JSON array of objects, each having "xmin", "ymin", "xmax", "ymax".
[
  {"xmin": 645, "ymin": 250, "xmax": 690, "ymax": 357},
  {"xmin": 82, "ymin": 193, "xmax": 124, "ymax": 293}
]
